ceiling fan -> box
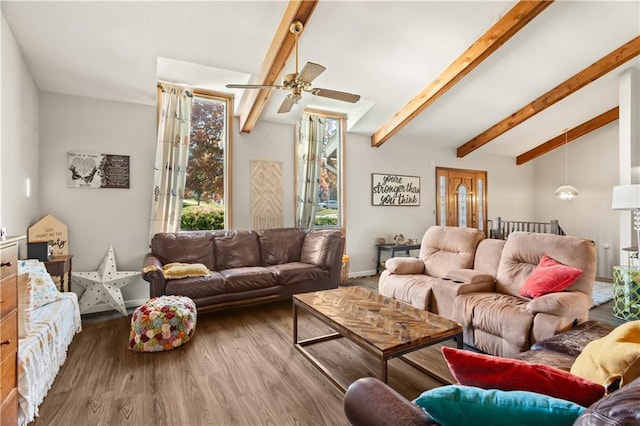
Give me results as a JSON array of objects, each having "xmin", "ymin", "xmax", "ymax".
[{"xmin": 226, "ymin": 21, "xmax": 361, "ymax": 113}]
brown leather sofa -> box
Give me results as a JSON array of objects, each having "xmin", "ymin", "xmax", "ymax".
[
  {"xmin": 142, "ymin": 227, "xmax": 344, "ymax": 312},
  {"xmin": 343, "ymin": 321, "xmax": 640, "ymax": 426},
  {"xmin": 379, "ymin": 226, "xmax": 596, "ymax": 357}
]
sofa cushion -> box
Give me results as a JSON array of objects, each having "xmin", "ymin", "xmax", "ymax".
[
  {"xmin": 164, "ymin": 272, "xmax": 226, "ymax": 299},
  {"xmin": 520, "ymin": 255, "xmax": 582, "ymax": 298},
  {"xmin": 219, "ymin": 266, "xmax": 277, "ymax": 293},
  {"xmin": 258, "ymin": 228, "xmax": 306, "ymax": 265},
  {"xmin": 266, "ymin": 262, "xmax": 329, "ymax": 286},
  {"xmin": 495, "ymin": 232, "xmax": 596, "ymax": 298},
  {"xmin": 442, "ymin": 347, "xmax": 605, "ymax": 407},
  {"xmin": 420, "ymin": 226, "xmax": 484, "ymax": 278},
  {"xmin": 151, "ymin": 232, "xmax": 216, "ymax": 270},
  {"xmin": 299, "ymin": 230, "xmax": 341, "ymax": 268},
  {"xmin": 414, "ymin": 385, "xmax": 585, "ymax": 426},
  {"xmin": 571, "ymin": 320, "xmax": 640, "ymax": 390},
  {"xmin": 574, "ymin": 376, "xmax": 640, "ymax": 425},
  {"xmin": 215, "ymin": 231, "xmax": 261, "ymax": 269},
  {"xmin": 162, "ymin": 262, "xmax": 210, "ymax": 280}
]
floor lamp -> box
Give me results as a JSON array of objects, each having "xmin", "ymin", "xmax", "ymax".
[{"xmin": 612, "ymin": 184, "xmax": 640, "ymax": 260}]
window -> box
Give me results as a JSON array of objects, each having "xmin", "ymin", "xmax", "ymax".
[
  {"xmin": 181, "ymin": 90, "xmax": 233, "ymax": 230},
  {"xmin": 295, "ymin": 109, "xmax": 345, "ymax": 230}
]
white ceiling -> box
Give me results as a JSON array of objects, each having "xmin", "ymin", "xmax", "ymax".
[{"xmin": 2, "ymin": 1, "xmax": 639, "ymax": 159}]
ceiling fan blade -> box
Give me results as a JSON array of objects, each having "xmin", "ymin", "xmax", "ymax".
[
  {"xmin": 312, "ymin": 88, "xmax": 361, "ymax": 103},
  {"xmin": 297, "ymin": 62, "xmax": 326, "ymax": 84},
  {"xmin": 225, "ymin": 84, "xmax": 282, "ymax": 89},
  {"xmin": 277, "ymin": 96, "xmax": 295, "ymax": 114}
]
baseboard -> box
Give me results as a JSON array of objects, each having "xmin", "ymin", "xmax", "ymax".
[
  {"xmin": 350, "ymin": 270, "xmax": 377, "ymax": 278},
  {"xmin": 80, "ymin": 297, "xmax": 149, "ymax": 315}
]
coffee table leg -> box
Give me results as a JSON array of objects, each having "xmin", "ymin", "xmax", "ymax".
[
  {"xmin": 292, "ymin": 303, "xmax": 298, "ymax": 345},
  {"xmin": 456, "ymin": 332, "xmax": 463, "ymax": 349},
  {"xmin": 380, "ymin": 358, "xmax": 388, "ymax": 383}
]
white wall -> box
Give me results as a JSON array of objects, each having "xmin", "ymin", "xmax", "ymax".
[
  {"xmin": 533, "ymin": 123, "xmax": 620, "ymax": 278},
  {"xmin": 344, "ymin": 133, "xmax": 535, "ymax": 275},
  {"xmin": 38, "ymin": 92, "xmax": 156, "ymax": 309},
  {"xmin": 1, "ymin": 13, "xmax": 40, "ymax": 243},
  {"xmin": 34, "ymin": 93, "xmax": 538, "ymax": 311}
]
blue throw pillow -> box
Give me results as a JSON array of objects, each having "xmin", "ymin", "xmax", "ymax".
[{"xmin": 414, "ymin": 385, "xmax": 585, "ymax": 426}]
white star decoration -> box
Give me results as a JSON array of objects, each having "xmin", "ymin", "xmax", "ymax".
[{"xmin": 72, "ymin": 246, "xmax": 139, "ymax": 315}]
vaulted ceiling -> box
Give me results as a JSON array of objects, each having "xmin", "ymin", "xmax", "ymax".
[{"xmin": 2, "ymin": 1, "xmax": 639, "ymax": 162}]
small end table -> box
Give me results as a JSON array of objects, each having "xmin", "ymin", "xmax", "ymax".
[
  {"xmin": 44, "ymin": 255, "xmax": 73, "ymax": 292},
  {"xmin": 376, "ymin": 243, "xmax": 421, "ymax": 274}
]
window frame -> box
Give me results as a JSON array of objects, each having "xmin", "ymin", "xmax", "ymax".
[
  {"xmin": 297, "ymin": 108, "xmax": 346, "ymax": 233},
  {"xmin": 156, "ymin": 84, "xmax": 233, "ymax": 230}
]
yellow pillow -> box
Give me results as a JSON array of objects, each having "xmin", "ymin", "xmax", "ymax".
[
  {"xmin": 570, "ymin": 320, "xmax": 640, "ymax": 389},
  {"xmin": 162, "ymin": 262, "xmax": 210, "ymax": 280}
]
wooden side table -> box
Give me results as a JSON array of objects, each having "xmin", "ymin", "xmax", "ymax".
[
  {"xmin": 44, "ymin": 255, "xmax": 73, "ymax": 292},
  {"xmin": 376, "ymin": 243, "xmax": 421, "ymax": 274}
]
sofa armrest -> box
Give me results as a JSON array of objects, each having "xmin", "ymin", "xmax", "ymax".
[
  {"xmin": 344, "ymin": 377, "xmax": 436, "ymax": 426},
  {"xmin": 384, "ymin": 257, "xmax": 425, "ymax": 275},
  {"xmin": 142, "ymin": 253, "xmax": 166, "ymax": 297},
  {"xmin": 525, "ymin": 291, "xmax": 592, "ymax": 318}
]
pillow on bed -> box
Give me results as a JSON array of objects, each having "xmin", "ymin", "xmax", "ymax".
[
  {"xmin": 18, "ymin": 259, "xmax": 62, "ymax": 309},
  {"xmin": 162, "ymin": 262, "xmax": 210, "ymax": 280}
]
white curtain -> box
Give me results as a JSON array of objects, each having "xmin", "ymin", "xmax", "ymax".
[
  {"xmin": 295, "ymin": 113, "xmax": 326, "ymax": 229},
  {"xmin": 149, "ymin": 83, "xmax": 193, "ymax": 240}
]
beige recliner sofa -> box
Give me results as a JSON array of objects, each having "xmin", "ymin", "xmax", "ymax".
[{"xmin": 378, "ymin": 226, "xmax": 596, "ymax": 357}]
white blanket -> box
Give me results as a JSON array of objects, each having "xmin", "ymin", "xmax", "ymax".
[{"xmin": 18, "ymin": 292, "xmax": 82, "ymax": 426}]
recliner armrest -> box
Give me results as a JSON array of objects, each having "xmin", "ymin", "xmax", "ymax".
[
  {"xmin": 344, "ymin": 377, "xmax": 435, "ymax": 426},
  {"xmin": 444, "ymin": 269, "xmax": 495, "ymax": 285},
  {"xmin": 526, "ymin": 291, "xmax": 592, "ymax": 318},
  {"xmin": 385, "ymin": 257, "xmax": 425, "ymax": 275}
]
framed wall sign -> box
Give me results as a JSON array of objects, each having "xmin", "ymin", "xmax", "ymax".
[
  {"xmin": 68, "ymin": 152, "xmax": 130, "ymax": 189},
  {"xmin": 371, "ymin": 173, "xmax": 420, "ymax": 206}
]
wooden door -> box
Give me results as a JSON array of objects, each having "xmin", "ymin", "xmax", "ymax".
[{"xmin": 436, "ymin": 167, "xmax": 487, "ymax": 232}]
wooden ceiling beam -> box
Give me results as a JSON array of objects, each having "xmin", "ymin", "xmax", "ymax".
[
  {"xmin": 370, "ymin": 0, "xmax": 553, "ymax": 148},
  {"xmin": 237, "ymin": 1, "xmax": 318, "ymax": 133},
  {"xmin": 457, "ymin": 36, "xmax": 640, "ymax": 158},
  {"xmin": 515, "ymin": 107, "xmax": 619, "ymax": 165}
]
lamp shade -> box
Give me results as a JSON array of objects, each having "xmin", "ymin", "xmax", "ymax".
[
  {"xmin": 612, "ymin": 184, "xmax": 640, "ymax": 210},
  {"xmin": 555, "ymin": 185, "xmax": 578, "ymax": 202}
]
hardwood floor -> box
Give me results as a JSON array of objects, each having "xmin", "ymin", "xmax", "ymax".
[{"xmin": 31, "ymin": 276, "xmax": 622, "ymax": 425}]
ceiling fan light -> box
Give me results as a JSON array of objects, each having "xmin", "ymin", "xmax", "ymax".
[{"xmin": 555, "ymin": 185, "xmax": 578, "ymax": 201}]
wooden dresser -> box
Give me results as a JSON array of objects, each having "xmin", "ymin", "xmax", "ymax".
[{"xmin": 1, "ymin": 236, "xmax": 24, "ymax": 426}]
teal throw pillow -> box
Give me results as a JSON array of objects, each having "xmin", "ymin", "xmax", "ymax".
[{"xmin": 414, "ymin": 385, "xmax": 585, "ymax": 426}]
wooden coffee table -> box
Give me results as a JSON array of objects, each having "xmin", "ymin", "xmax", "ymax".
[{"xmin": 293, "ymin": 286, "xmax": 463, "ymax": 393}]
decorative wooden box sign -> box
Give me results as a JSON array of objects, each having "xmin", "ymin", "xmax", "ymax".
[
  {"xmin": 28, "ymin": 214, "xmax": 69, "ymax": 256},
  {"xmin": 371, "ymin": 173, "xmax": 420, "ymax": 206}
]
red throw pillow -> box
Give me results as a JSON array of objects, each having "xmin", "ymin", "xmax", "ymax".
[
  {"xmin": 442, "ymin": 347, "xmax": 605, "ymax": 407},
  {"xmin": 520, "ymin": 254, "xmax": 582, "ymax": 298}
]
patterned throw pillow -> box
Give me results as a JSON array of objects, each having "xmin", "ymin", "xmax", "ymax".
[{"xmin": 18, "ymin": 259, "xmax": 62, "ymax": 308}]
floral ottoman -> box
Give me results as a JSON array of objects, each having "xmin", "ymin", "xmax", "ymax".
[{"xmin": 129, "ymin": 295, "xmax": 197, "ymax": 352}]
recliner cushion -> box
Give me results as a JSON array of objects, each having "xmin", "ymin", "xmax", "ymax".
[{"xmin": 453, "ymin": 292, "xmax": 533, "ymax": 357}]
